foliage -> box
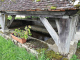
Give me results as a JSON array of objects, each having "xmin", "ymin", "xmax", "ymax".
[
  {"xmin": 25, "ymin": 16, "xmax": 31, "ymax": 18},
  {"xmin": 8, "ymin": 16, "xmax": 25, "ymax": 20},
  {"xmin": 77, "ymin": 41, "xmax": 80, "ymax": 50},
  {"xmin": 0, "ymin": 36, "xmax": 51, "ymax": 60},
  {"xmin": 36, "ymin": 0, "xmax": 40, "ymax": 2},
  {"xmin": 15, "ymin": 17, "xmax": 22, "ymax": 19},
  {"xmin": 50, "ymin": 6, "xmax": 56, "ymax": 9},
  {"xmin": 13, "ymin": 25, "xmax": 32, "ymax": 39},
  {"xmin": 7, "ymin": 16, "xmax": 40, "ymax": 20},
  {"xmin": 70, "ymin": 54, "xmax": 79, "ymax": 60},
  {"xmin": 0, "ymin": 36, "xmax": 37, "ymax": 60},
  {"xmin": 7, "ymin": 16, "xmax": 12, "ymax": 20},
  {"xmin": 75, "ymin": 4, "xmax": 80, "ymax": 8}
]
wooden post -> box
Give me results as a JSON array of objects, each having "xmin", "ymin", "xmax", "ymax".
[
  {"xmin": 56, "ymin": 15, "xmax": 78, "ymax": 55},
  {"xmin": 39, "ymin": 15, "xmax": 78, "ymax": 55},
  {"xmin": 0, "ymin": 13, "xmax": 8, "ymax": 32}
]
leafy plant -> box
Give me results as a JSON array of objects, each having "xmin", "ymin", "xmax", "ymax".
[
  {"xmin": 70, "ymin": 54, "xmax": 79, "ymax": 60},
  {"xmin": 77, "ymin": 41, "xmax": 80, "ymax": 50},
  {"xmin": 7, "ymin": 16, "xmax": 12, "ymax": 20},
  {"xmin": 13, "ymin": 25, "xmax": 32, "ymax": 39}
]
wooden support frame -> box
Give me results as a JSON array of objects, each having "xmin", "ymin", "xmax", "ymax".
[
  {"xmin": 0, "ymin": 10, "xmax": 79, "ymax": 54},
  {"xmin": 39, "ymin": 15, "xmax": 79, "ymax": 55},
  {"xmin": 0, "ymin": 13, "xmax": 8, "ymax": 32},
  {"xmin": 7, "ymin": 15, "xmax": 16, "ymax": 27},
  {"xmin": 39, "ymin": 17, "xmax": 59, "ymax": 46}
]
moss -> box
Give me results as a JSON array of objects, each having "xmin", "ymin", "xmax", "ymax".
[
  {"xmin": 36, "ymin": 0, "xmax": 40, "ymax": 2},
  {"xmin": 11, "ymin": 0, "xmax": 16, "ymax": 3},
  {"xmin": 45, "ymin": 50, "xmax": 55, "ymax": 58},
  {"xmin": 36, "ymin": 48, "xmax": 48, "ymax": 53},
  {"xmin": 45, "ymin": 50, "xmax": 63, "ymax": 60},
  {"xmin": 0, "ymin": 31, "xmax": 3, "ymax": 33},
  {"xmin": 55, "ymin": 54, "xmax": 63, "ymax": 60},
  {"xmin": 1, "ymin": 0, "xmax": 5, "ymax": 2},
  {"xmin": 36, "ymin": 48, "xmax": 67, "ymax": 60},
  {"xmin": 50, "ymin": 6, "xmax": 56, "ymax": 9},
  {"xmin": 75, "ymin": 4, "xmax": 80, "ymax": 8},
  {"xmin": 28, "ymin": 39, "xmax": 48, "ymax": 49},
  {"xmin": 62, "ymin": 58, "xmax": 68, "ymax": 60}
]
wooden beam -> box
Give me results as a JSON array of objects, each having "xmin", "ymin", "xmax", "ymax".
[
  {"xmin": 39, "ymin": 17, "xmax": 59, "ymax": 46},
  {"xmin": 55, "ymin": 15, "xmax": 79, "ymax": 55},
  {"xmin": 1, "ymin": 11, "xmax": 65, "ymax": 18},
  {"xmin": 5, "ymin": 11, "xmax": 65, "ymax": 15},
  {"xmin": 1, "ymin": 10, "xmax": 78, "ymax": 16}
]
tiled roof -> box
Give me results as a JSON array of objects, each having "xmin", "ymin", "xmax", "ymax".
[{"xmin": 0, "ymin": 0, "xmax": 77, "ymax": 11}]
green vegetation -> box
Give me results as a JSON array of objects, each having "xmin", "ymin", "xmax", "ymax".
[
  {"xmin": 0, "ymin": 36, "xmax": 37, "ymax": 60},
  {"xmin": 75, "ymin": 4, "xmax": 80, "ymax": 8},
  {"xmin": 0, "ymin": 36, "xmax": 50, "ymax": 60},
  {"xmin": 38, "ymin": 50, "xmax": 50, "ymax": 60},
  {"xmin": 1, "ymin": 0, "xmax": 5, "ymax": 2},
  {"xmin": 70, "ymin": 41, "xmax": 80, "ymax": 60},
  {"xmin": 7, "ymin": 16, "xmax": 12, "ymax": 20},
  {"xmin": 70, "ymin": 54, "xmax": 79, "ymax": 60},
  {"xmin": 77, "ymin": 41, "xmax": 80, "ymax": 50},
  {"xmin": 15, "ymin": 17, "xmax": 23, "ymax": 19},
  {"xmin": 50, "ymin": 6, "xmax": 56, "ymax": 9},
  {"xmin": 13, "ymin": 26, "xmax": 32, "ymax": 39},
  {"xmin": 36, "ymin": 48, "xmax": 68, "ymax": 60},
  {"xmin": 36, "ymin": 0, "xmax": 40, "ymax": 2},
  {"xmin": 7, "ymin": 16, "xmax": 39, "ymax": 20},
  {"xmin": 63, "ymin": 58, "xmax": 68, "ymax": 60}
]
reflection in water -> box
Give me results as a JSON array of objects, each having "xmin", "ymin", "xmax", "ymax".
[{"xmin": 31, "ymin": 30, "xmax": 51, "ymax": 41}]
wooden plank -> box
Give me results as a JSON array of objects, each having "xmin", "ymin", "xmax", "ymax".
[
  {"xmin": 39, "ymin": 17, "xmax": 59, "ymax": 46},
  {"xmin": 4, "ymin": 11, "xmax": 65, "ymax": 16},
  {"xmin": 1, "ymin": 10, "xmax": 78, "ymax": 17}
]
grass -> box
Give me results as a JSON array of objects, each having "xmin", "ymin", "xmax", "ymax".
[
  {"xmin": 0, "ymin": 36, "xmax": 50, "ymax": 60},
  {"xmin": 0, "ymin": 36, "xmax": 37, "ymax": 60},
  {"xmin": 1, "ymin": 35, "xmax": 80, "ymax": 60},
  {"xmin": 70, "ymin": 54, "xmax": 79, "ymax": 60},
  {"xmin": 70, "ymin": 41, "xmax": 80, "ymax": 60},
  {"xmin": 77, "ymin": 41, "xmax": 80, "ymax": 50}
]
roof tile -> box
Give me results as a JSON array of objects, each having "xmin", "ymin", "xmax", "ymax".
[{"xmin": 0, "ymin": 0, "xmax": 77, "ymax": 11}]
